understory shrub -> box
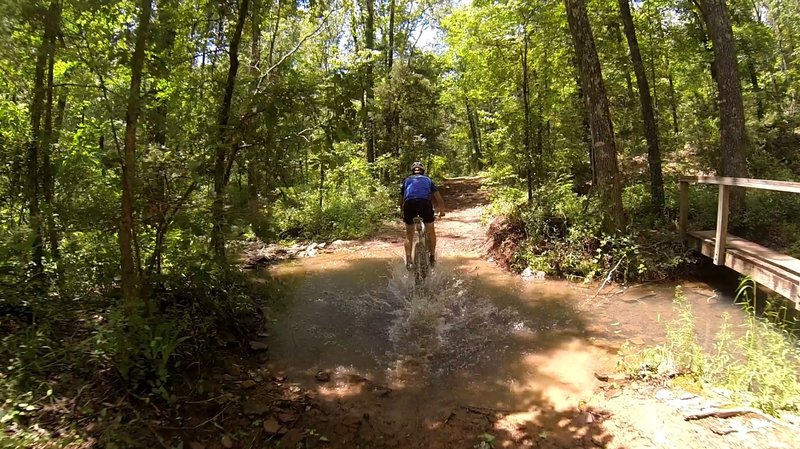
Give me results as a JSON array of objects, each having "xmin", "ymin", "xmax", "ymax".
[
  {"xmin": 92, "ymin": 312, "xmax": 187, "ymax": 399},
  {"xmin": 274, "ymin": 186, "xmax": 394, "ymax": 241},
  {"xmin": 272, "ymin": 157, "xmax": 395, "ymax": 241},
  {"xmin": 487, "ymin": 175, "xmax": 687, "ymax": 282},
  {"xmin": 1, "ymin": 266, "xmax": 262, "ymax": 424}
]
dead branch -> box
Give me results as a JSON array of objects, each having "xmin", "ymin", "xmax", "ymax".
[
  {"xmin": 685, "ymin": 407, "xmax": 800, "ymax": 432},
  {"xmin": 459, "ymin": 404, "xmax": 512, "ymax": 415},
  {"xmin": 255, "ymin": 9, "xmax": 334, "ymax": 92},
  {"xmin": 591, "ymin": 255, "xmax": 626, "ymax": 300},
  {"xmin": 144, "ymin": 418, "xmax": 171, "ymax": 449},
  {"xmin": 161, "ymin": 404, "xmax": 231, "ymax": 430}
]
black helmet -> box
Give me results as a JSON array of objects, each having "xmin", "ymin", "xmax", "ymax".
[{"xmin": 411, "ymin": 161, "xmax": 425, "ymax": 174}]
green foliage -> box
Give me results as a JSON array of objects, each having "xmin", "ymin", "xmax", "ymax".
[
  {"xmin": 663, "ymin": 287, "xmax": 706, "ymax": 377},
  {"xmin": 60, "ymin": 231, "xmax": 121, "ymax": 291},
  {"xmin": 273, "ymin": 156, "xmax": 395, "ymax": 241},
  {"xmin": 92, "ymin": 313, "xmax": 187, "ymax": 399},
  {"xmin": 718, "ymin": 278, "xmax": 800, "ymax": 413},
  {"xmin": 619, "ymin": 280, "xmax": 800, "ymax": 415},
  {"xmin": 1, "ymin": 326, "xmax": 58, "ymax": 392},
  {"xmin": 484, "ymin": 165, "xmax": 527, "ymax": 218},
  {"xmin": 0, "ymin": 264, "xmax": 262, "ymax": 449},
  {"xmin": 474, "ymin": 433, "xmax": 496, "ymax": 449},
  {"xmin": 489, "ymin": 175, "xmax": 685, "ymax": 282}
]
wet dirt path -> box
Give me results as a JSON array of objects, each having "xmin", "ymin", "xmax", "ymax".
[{"xmin": 225, "ymin": 177, "xmax": 794, "ymax": 449}]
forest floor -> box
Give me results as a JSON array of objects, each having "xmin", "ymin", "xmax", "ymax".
[{"xmin": 165, "ymin": 177, "xmax": 800, "ymax": 449}]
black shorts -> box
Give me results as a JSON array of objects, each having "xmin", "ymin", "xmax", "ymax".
[{"xmin": 403, "ymin": 199, "xmax": 434, "ymax": 225}]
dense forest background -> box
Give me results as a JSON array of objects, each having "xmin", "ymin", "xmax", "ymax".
[
  {"xmin": 3, "ymin": 0, "xmax": 800, "ymax": 444},
  {"xmin": 5, "ymin": 0, "xmax": 800, "ymax": 294}
]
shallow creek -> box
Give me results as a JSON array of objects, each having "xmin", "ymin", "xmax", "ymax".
[{"xmin": 260, "ymin": 249, "xmax": 748, "ymax": 424}]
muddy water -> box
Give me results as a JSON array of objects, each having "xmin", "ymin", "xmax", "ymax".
[{"xmin": 262, "ymin": 250, "xmax": 748, "ymax": 423}]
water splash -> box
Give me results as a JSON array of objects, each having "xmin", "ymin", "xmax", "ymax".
[{"xmin": 378, "ymin": 261, "xmax": 533, "ymax": 381}]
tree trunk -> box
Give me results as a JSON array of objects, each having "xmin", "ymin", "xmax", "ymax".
[
  {"xmin": 120, "ymin": 0, "xmax": 152, "ymax": 305},
  {"xmin": 618, "ymin": 0, "xmax": 664, "ymax": 211},
  {"xmin": 387, "ymin": 0, "xmax": 395, "ymax": 71},
  {"xmin": 47, "ymin": 94, "xmax": 66, "ymax": 268},
  {"xmin": 772, "ymin": 15, "xmax": 794, "ymax": 113},
  {"xmin": 42, "ymin": 1, "xmax": 61, "ymax": 273},
  {"xmin": 465, "ymin": 98, "xmax": 482, "ymax": 172},
  {"xmin": 363, "ymin": 0, "xmax": 376, "ymax": 163},
  {"xmin": 522, "ymin": 30, "xmax": 533, "ymax": 202},
  {"xmin": 542, "ymin": 63, "xmax": 551, "ymax": 158},
  {"xmin": 28, "ymin": 5, "xmax": 54, "ymax": 278},
  {"xmin": 248, "ymin": 0, "xmax": 262, "ymax": 215},
  {"xmin": 610, "ymin": 20, "xmax": 635, "ymax": 107},
  {"xmin": 571, "ymin": 53, "xmax": 596, "ymax": 187},
  {"xmin": 212, "ymin": 0, "xmax": 250, "ymax": 265},
  {"xmin": 647, "ymin": 1, "xmax": 659, "ymax": 123},
  {"xmin": 385, "ymin": 0, "xmax": 397, "ymax": 157},
  {"xmin": 268, "ymin": 0, "xmax": 281, "ymax": 66},
  {"xmin": 667, "ymin": 63, "xmax": 679, "ymax": 134},
  {"xmin": 145, "ymin": 4, "xmax": 179, "ymax": 279},
  {"xmin": 536, "ymin": 87, "xmax": 544, "ymax": 177},
  {"xmin": 565, "ymin": 0, "xmax": 626, "ymax": 231},
  {"xmin": 475, "ymin": 106, "xmax": 484, "ymax": 166},
  {"xmin": 699, "ymin": 0, "xmax": 749, "ymax": 211},
  {"xmin": 747, "ymin": 57, "xmax": 764, "ymax": 119}
]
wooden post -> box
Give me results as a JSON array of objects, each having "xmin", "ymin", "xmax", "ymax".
[
  {"xmin": 679, "ymin": 180, "xmax": 688, "ymax": 242},
  {"xmin": 714, "ymin": 184, "xmax": 730, "ymax": 265}
]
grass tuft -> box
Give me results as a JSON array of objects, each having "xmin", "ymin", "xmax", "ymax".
[{"xmin": 618, "ymin": 279, "xmax": 800, "ymax": 416}]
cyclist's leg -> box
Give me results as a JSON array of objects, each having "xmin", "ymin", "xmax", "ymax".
[
  {"xmin": 402, "ymin": 200, "xmax": 417, "ymax": 268},
  {"xmin": 422, "ymin": 199, "xmax": 436, "ymax": 264},
  {"xmin": 404, "ymin": 224, "xmax": 415, "ymax": 266},
  {"xmin": 426, "ymin": 222, "xmax": 436, "ymax": 262}
]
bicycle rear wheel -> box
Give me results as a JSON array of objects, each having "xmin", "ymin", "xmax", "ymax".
[{"xmin": 413, "ymin": 241, "xmax": 430, "ymax": 283}]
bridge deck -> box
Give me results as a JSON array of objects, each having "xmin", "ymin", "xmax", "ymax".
[{"xmin": 688, "ymin": 230, "xmax": 800, "ymax": 310}]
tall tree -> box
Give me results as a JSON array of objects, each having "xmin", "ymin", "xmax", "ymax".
[
  {"xmin": 121, "ymin": 0, "xmax": 153, "ymax": 304},
  {"xmin": 41, "ymin": 1, "xmax": 62, "ymax": 275},
  {"xmin": 363, "ymin": 0, "xmax": 376, "ymax": 163},
  {"xmin": 27, "ymin": 3, "xmax": 57, "ymax": 278},
  {"xmin": 211, "ymin": 0, "xmax": 251, "ymax": 264},
  {"xmin": 521, "ymin": 24, "xmax": 533, "ymax": 202},
  {"xmin": 618, "ymin": 0, "xmax": 664, "ymax": 211},
  {"xmin": 387, "ymin": 0, "xmax": 395, "ymax": 71},
  {"xmin": 698, "ymin": 0, "xmax": 749, "ymax": 209},
  {"xmin": 465, "ymin": 97, "xmax": 482, "ymax": 171},
  {"xmin": 666, "ymin": 59, "xmax": 679, "ymax": 134},
  {"xmin": 385, "ymin": 0, "xmax": 398, "ymax": 157},
  {"xmin": 565, "ymin": 0, "xmax": 626, "ymax": 231},
  {"xmin": 247, "ymin": 0, "xmax": 262, "ymax": 214}
]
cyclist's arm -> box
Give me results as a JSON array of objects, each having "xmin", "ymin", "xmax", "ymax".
[{"xmin": 433, "ymin": 191, "xmax": 445, "ymax": 216}]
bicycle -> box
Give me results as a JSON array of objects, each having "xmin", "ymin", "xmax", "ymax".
[{"xmin": 412, "ymin": 216, "xmax": 432, "ymax": 284}]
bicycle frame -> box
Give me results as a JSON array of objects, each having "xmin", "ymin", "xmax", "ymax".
[{"xmin": 412, "ymin": 216, "xmax": 430, "ymax": 283}]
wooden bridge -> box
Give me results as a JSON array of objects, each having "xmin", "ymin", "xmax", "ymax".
[{"xmin": 679, "ymin": 176, "xmax": 800, "ymax": 310}]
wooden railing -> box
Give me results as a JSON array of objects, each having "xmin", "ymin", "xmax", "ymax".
[{"xmin": 679, "ymin": 176, "xmax": 800, "ymax": 265}]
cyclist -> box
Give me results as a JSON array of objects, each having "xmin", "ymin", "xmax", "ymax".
[{"xmin": 400, "ymin": 161, "xmax": 445, "ymax": 270}]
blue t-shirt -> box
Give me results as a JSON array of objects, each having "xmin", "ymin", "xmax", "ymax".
[{"xmin": 402, "ymin": 175, "xmax": 437, "ymax": 201}]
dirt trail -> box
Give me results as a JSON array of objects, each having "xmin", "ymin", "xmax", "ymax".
[{"xmin": 177, "ymin": 178, "xmax": 798, "ymax": 449}]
